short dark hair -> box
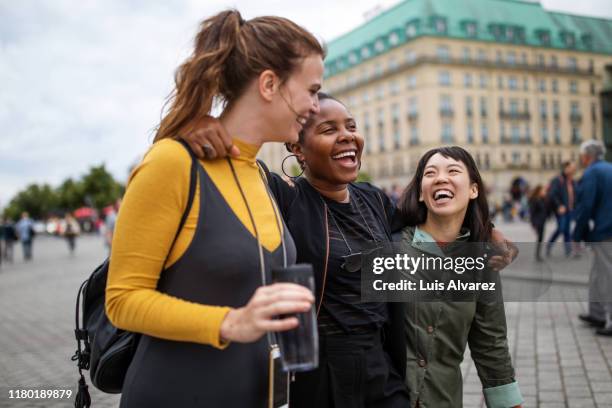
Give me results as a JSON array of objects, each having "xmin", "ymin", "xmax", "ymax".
[{"xmin": 397, "ymin": 146, "xmax": 493, "ymax": 242}]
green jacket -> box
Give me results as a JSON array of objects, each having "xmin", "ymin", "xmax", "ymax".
[{"xmin": 392, "ymin": 226, "xmax": 523, "ymax": 408}]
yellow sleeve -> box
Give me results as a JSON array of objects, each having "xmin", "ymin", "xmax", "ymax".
[{"xmin": 105, "ymin": 139, "xmax": 231, "ymax": 349}]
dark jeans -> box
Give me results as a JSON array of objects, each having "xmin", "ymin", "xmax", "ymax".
[
  {"xmin": 533, "ymin": 222, "xmax": 546, "ymax": 259},
  {"xmin": 21, "ymin": 239, "xmax": 33, "ymax": 260},
  {"xmin": 548, "ymin": 211, "xmax": 573, "ymax": 255},
  {"xmin": 290, "ymin": 330, "xmax": 409, "ymax": 408}
]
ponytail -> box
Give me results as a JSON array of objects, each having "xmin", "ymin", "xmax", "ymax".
[{"xmin": 155, "ymin": 9, "xmax": 325, "ymax": 142}]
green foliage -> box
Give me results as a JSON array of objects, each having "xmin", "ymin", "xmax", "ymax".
[
  {"xmin": 2, "ymin": 165, "xmax": 124, "ymax": 220},
  {"xmin": 356, "ymin": 171, "xmax": 372, "ymax": 183}
]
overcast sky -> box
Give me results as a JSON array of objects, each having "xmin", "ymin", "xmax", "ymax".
[{"xmin": 1, "ymin": 0, "xmax": 611, "ymax": 209}]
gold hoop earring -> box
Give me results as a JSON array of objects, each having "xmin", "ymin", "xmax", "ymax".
[{"xmin": 281, "ymin": 154, "xmax": 304, "ymax": 178}]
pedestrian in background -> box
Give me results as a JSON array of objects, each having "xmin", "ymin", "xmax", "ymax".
[
  {"xmin": 62, "ymin": 214, "xmax": 81, "ymax": 255},
  {"xmin": 15, "ymin": 212, "xmax": 35, "ymax": 261},
  {"xmin": 546, "ymin": 161, "xmax": 577, "ymax": 257},
  {"xmin": 1, "ymin": 219, "xmax": 17, "ymax": 263},
  {"xmin": 573, "ymin": 140, "xmax": 612, "ymax": 336},
  {"xmin": 528, "ymin": 185, "xmax": 548, "ymax": 262}
]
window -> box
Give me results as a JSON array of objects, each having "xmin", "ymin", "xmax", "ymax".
[
  {"xmin": 375, "ymin": 85, "xmax": 385, "ymax": 100},
  {"xmin": 466, "ymin": 96, "xmax": 473, "ymax": 117},
  {"xmin": 362, "ymin": 91, "xmax": 369, "ymax": 103},
  {"xmin": 361, "ymin": 46, "xmax": 371, "ymax": 59},
  {"xmin": 553, "ymin": 101, "xmax": 560, "ymax": 119},
  {"xmin": 434, "ymin": 18, "xmax": 447, "ymax": 34},
  {"xmin": 464, "ymin": 73, "xmax": 473, "ymax": 88},
  {"xmin": 408, "ymin": 97, "xmax": 418, "ymax": 117},
  {"xmin": 523, "ymin": 77, "xmax": 529, "ymax": 91},
  {"xmin": 410, "ymin": 125, "xmax": 419, "ymax": 145},
  {"xmin": 525, "ymin": 124, "xmax": 531, "ymax": 142},
  {"xmin": 554, "ymin": 126, "xmax": 561, "ymax": 144},
  {"xmin": 462, "ymin": 47, "xmax": 471, "ymax": 62},
  {"xmin": 510, "ymin": 99, "xmax": 518, "ymax": 114},
  {"xmin": 538, "ymin": 30, "xmax": 551, "ymax": 46},
  {"xmin": 551, "ymin": 55, "xmax": 558, "ymax": 68},
  {"xmin": 552, "ymin": 79, "xmax": 558, "ymax": 93},
  {"xmin": 523, "ymin": 99, "xmax": 529, "ymax": 113},
  {"xmin": 405, "ymin": 49, "xmax": 417, "ymax": 64},
  {"xmin": 391, "ymin": 103, "xmax": 400, "ymax": 122},
  {"xmin": 389, "ymin": 80, "xmax": 400, "ymax": 95},
  {"xmin": 467, "ymin": 123, "xmax": 474, "ymax": 143},
  {"xmin": 377, "ymin": 108, "xmax": 385, "ymax": 151},
  {"xmin": 389, "ymin": 57, "xmax": 398, "ymax": 71},
  {"xmin": 477, "ymin": 49, "xmax": 487, "ymax": 63},
  {"xmin": 520, "ymin": 52, "xmax": 527, "ymax": 65},
  {"xmin": 481, "ymin": 124, "xmax": 489, "ymax": 144},
  {"xmin": 567, "ymin": 57, "xmax": 577, "ymax": 71},
  {"xmin": 466, "ymin": 22, "xmax": 477, "ymax": 37},
  {"xmin": 389, "ymin": 32, "xmax": 400, "ymax": 46},
  {"xmin": 508, "ymin": 76, "xmax": 518, "ymax": 90},
  {"xmin": 506, "ymin": 51, "xmax": 516, "ymax": 66},
  {"xmin": 496, "ymin": 50, "xmax": 503, "ymax": 64},
  {"xmin": 479, "ymin": 74, "xmax": 487, "ymax": 89},
  {"xmin": 393, "ymin": 126, "xmax": 401, "ymax": 149},
  {"xmin": 541, "ymin": 126, "xmax": 549, "ymax": 144},
  {"xmin": 439, "ymin": 71, "xmax": 451, "ymax": 86},
  {"xmin": 569, "ymin": 80, "xmax": 578, "ymax": 94},
  {"xmin": 441, "ymin": 123, "xmax": 453, "ymax": 143},
  {"xmin": 373, "ymin": 63, "xmax": 382, "ymax": 77},
  {"xmin": 512, "ymin": 152, "xmax": 520, "ymax": 165},
  {"xmin": 539, "ymin": 100, "xmax": 547, "ymax": 119},
  {"xmin": 437, "ymin": 45, "xmax": 450, "ymax": 62},
  {"xmin": 537, "ymin": 54, "xmax": 545, "ymax": 67},
  {"xmin": 374, "ymin": 39, "xmax": 385, "ymax": 52},
  {"xmin": 406, "ymin": 22, "xmax": 418, "ymax": 38},
  {"xmin": 406, "ymin": 75, "xmax": 416, "ymax": 90},
  {"xmin": 571, "ymin": 127, "xmax": 581, "ymax": 144},
  {"xmin": 570, "ymin": 101, "xmax": 580, "ymax": 116},
  {"xmin": 538, "ymin": 79, "xmax": 546, "ymax": 92},
  {"xmin": 563, "ymin": 32, "xmax": 576, "ymax": 48},
  {"xmin": 498, "ymin": 76, "xmax": 504, "ymax": 90},
  {"xmin": 440, "ymin": 95, "xmax": 453, "ymax": 113},
  {"xmin": 480, "ymin": 97, "xmax": 488, "ymax": 117},
  {"xmin": 591, "ymin": 82, "xmax": 596, "ymax": 95},
  {"xmin": 498, "ymin": 97, "xmax": 505, "ymax": 113}
]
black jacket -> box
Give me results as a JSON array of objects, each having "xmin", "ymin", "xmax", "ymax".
[{"xmin": 266, "ymin": 172, "xmax": 407, "ymax": 378}]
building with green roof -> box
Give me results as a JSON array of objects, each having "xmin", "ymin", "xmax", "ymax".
[{"xmin": 307, "ymin": 0, "xmax": 612, "ymax": 199}]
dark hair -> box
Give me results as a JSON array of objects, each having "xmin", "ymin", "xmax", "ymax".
[
  {"xmin": 155, "ymin": 9, "xmax": 326, "ymax": 142},
  {"xmin": 560, "ymin": 160, "xmax": 573, "ymax": 173},
  {"xmin": 398, "ymin": 146, "xmax": 493, "ymax": 242},
  {"xmin": 529, "ymin": 184, "xmax": 544, "ymax": 202}
]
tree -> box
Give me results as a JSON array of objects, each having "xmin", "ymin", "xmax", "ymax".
[
  {"xmin": 356, "ymin": 171, "xmax": 372, "ymax": 183},
  {"xmin": 57, "ymin": 178, "xmax": 85, "ymax": 211},
  {"xmin": 3, "ymin": 183, "xmax": 58, "ymax": 220},
  {"xmin": 81, "ymin": 165, "xmax": 124, "ymax": 211}
]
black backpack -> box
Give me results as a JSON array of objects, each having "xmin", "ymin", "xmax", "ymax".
[{"xmin": 71, "ymin": 140, "xmax": 197, "ymax": 407}]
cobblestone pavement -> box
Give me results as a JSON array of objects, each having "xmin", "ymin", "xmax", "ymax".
[{"xmin": 0, "ymin": 222, "xmax": 610, "ymax": 407}]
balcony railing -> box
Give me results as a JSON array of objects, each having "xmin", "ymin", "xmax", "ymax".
[
  {"xmin": 570, "ymin": 112, "xmax": 583, "ymax": 123},
  {"xmin": 499, "ymin": 111, "xmax": 531, "ymax": 121},
  {"xmin": 327, "ymin": 55, "xmax": 597, "ymax": 94},
  {"xmin": 439, "ymin": 108, "xmax": 454, "ymax": 117}
]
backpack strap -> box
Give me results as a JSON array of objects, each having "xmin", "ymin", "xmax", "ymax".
[{"xmin": 174, "ymin": 139, "xmax": 198, "ymax": 244}]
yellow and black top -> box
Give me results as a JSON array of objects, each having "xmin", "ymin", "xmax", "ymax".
[
  {"xmin": 106, "ymin": 138, "xmax": 288, "ymax": 348},
  {"xmin": 106, "ymin": 138, "xmax": 296, "ymax": 407}
]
